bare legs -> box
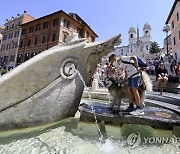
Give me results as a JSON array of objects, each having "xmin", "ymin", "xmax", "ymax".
[
  {"xmin": 127, "ymin": 87, "xmax": 134, "ymax": 104},
  {"xmin": 157, "ymin": 77, "xmax": 168, "ymax": 89},
  {"xmin": 127, "ymin": 87, "xmax": 141, "ymax": 106}
]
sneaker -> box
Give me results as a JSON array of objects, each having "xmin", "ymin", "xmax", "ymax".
[
  {"xmin": 136, "ymin": 104, "xmax": 145, "ymax": 109},
  {"xmin": 163, "ymin": 89, "xmax": 167, "ymax": 92},
  {"xmin": 130, "ymin": 108, "xmax": 144, "ymax": 116},
  {"xmin": 125, "ymin": 104, "xmax": 135, "ymax": 112}
]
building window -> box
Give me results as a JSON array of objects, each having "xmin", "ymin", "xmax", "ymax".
[
  {"xmin": 43, "ymin": 21, "xmax": 49, "ymax": 29},
  {"xmin": 53, "ymin": 18, "xmax": 59, "ymax": 26},
  {"xmin": 29, "ymin": 26, "xmax": 34, "ymax": 33},
  {"xmin": 0, "ymin": 45, "xmax": 4, "ymax": 51},
  {"xmin": 15, "ymin": 31, "xmax": 19, "ymax": 37},
  {"xmin": 177, "ymin": 12, "xmax": 179, "ymax": 21},
  {"xmin": 21, "ymin": 28, "xmax": 26, "ymax": 35},
  {"xmin": 27, "ymin": 39, "xmax": 31, "ymax": 46},
  {"xmin": 31, "ymin": 52, "xmax": 36, "ymax": 58},
  {"xmin": 173, "ymin": 37, "xmax": 176, "ymax": 45},
  {"xmin": 17, "ymin": 54, "xmax": 22, "ymax": 64},
  {"xmin": 42, "ymin": 36, "xmax": 46, "ymax": 43},
  {"xmin": 24, "ymin": 53, "xmax": 30, "ymax": 61},
  {"xmin": 86, "ymin": 32, "xmax": 89, "ymax": 38},
  {"xmin": 64, "ymin": 19, "xmax": 70, "ymax": 28},
  {"xmin": 3, "ymin": 56, "xmax": 8, "ymax": 64},
  {"xmin": 14, "ymin": 42, "xmax": 18, "ymax": 48},
  {"xmin": 0, "ymin": 57, "xmax": 2, "ymax": 64},
  {"xmin": 146, "ymin": 45, "xmax": 149, "ymax": 50},
  {"xmin": 34, "ymin": 37, "xmax": 38, "ymax": 45},
  {"xmin": 19, "ymin": 41, "xmax": 23, "ymax": 48},
  {"xmin": 172, "ymin": 21, "xmax": 174, "ymax": 29},
  {"xmin": 10, "ymin": 55, "xmax": 15, "ymax": 62},
  {"xmin": 52, "ymin": 33, "xmax": 56, "ymax": 42},
  {"xmin": 8, "ymin": 33, "xmax": 13, "ymax": 39},
  {"xmin": 12, "ymin": 42, "xmax": 16, "ymax": 49},
  {"xmin": 6, "ymin": 44, "xmax": 11, "ymax": 50},
  {"xmin": 12, "ymin": 23, "xmax": 14, "ymax": 28},
  {"xmin": 130, "ymin": 34, "xmax": 133, "ymax": 38},
  {"xmin": 77, "ymin": 28, "xmax": 83, "ymax": 38},
  {"xmin": 1, "ymin": 45, "xmax": 5, "ymax": 51},
  {"xmin": 3, "ymin": 35, "xmax": 7, "ymax": 41},
  {"xmin": 63, "ymin": 32, "xmax": 69, "ymax": 42},
  {"xmin": 18, "ymin": 21, "xmax": 21, "ymax": 26},
  {"xmin": 35, "ymin": 24, "xmax": 41, "ymax": 31},
  {"xmin": 91, "ymin": 36, "xmax": 95, "ymax": 42}
]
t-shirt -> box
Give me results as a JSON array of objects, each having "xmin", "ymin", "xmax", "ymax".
[{"xmin": 156, "ymin": 67, "xmax": 168, "ymax": 77}]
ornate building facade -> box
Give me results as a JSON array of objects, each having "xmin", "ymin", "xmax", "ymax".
[
  {"xmin": 16, "ymin": 10, "xmax": 98, "ymax": 65},
  {"xmin": 165, "ymin": 0, "xmax": 180, "ymax": 61},
  {"xmin": 0, "ymin": 11, "xmax": 35, "ymax": 69},
  {"xmin": 112, "ymin": 23, "xmax": 153, "ymax": 61}
]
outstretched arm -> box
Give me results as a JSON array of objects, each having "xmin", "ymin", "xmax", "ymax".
[{"xmin": 130, "ymin": 56, "xmax": 138, "ymax": 68}]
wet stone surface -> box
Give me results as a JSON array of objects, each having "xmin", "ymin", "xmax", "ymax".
[{"xmin": 79, "ymin": 102, "xmax": 180, "ymax": 130}]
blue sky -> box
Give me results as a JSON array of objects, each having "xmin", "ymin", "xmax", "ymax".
[{"xmin": 0, "ymin": 0, "xmax": 174, "ymax": 47}]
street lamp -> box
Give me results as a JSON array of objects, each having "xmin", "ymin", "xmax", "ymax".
[{"xmin": 162, "ymin": 24, "xmax": 170, "ymax": 56}]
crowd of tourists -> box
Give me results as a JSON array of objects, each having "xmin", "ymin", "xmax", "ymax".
[{"xmin": 92, "ymin": 54, "xmax": 180, "ymax": 115}]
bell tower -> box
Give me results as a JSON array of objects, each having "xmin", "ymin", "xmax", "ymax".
[
  {"xmin": 128, "ymin": 26, "xmax": 136, "ymax": 44},
  {"xmin": 143, "ymin": 22, "xmax": 151, "ymax": 37}
]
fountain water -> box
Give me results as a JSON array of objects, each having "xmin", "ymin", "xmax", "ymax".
[{"xmin": 76, "ymin": 69, "xmax": 104, "ymax": 140}]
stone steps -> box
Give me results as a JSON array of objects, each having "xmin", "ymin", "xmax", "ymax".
[
  {"xmin": 152, "ymin": 80, "xmax": 180, "ymax": 93},
  {"xmin": 145, "ymin": 98, "xmax": 180, "ymax": 116}
]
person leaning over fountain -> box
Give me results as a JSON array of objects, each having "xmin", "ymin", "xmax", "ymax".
[
  {"xmin": 156, "ymin": 62, "xmax": 168, "ymax": 92},
  {"xmin": 114, "ymin": 55, "xmax": 144, "ymax": 115}
]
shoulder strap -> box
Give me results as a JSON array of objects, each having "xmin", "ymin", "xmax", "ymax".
[{"xmin": 121, "ymin": 59, "xmax": 136, "ymax": 68}]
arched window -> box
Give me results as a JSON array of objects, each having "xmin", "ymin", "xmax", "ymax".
[
  {"xmin": 27, "ymin": 39, "xmax": 31, "ymax": 46},
  {"xmin": 63, "ymin": 32, "xmax": 69, "ymax": 42}
]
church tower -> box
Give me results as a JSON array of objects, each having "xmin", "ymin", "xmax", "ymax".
[
  {"xmin": 143, "ymin": 22, "xmax": 151, "ymax": 37},
  {"xmin": 128, "ymin": 26, "xmax": 136, "ymax": 44}
]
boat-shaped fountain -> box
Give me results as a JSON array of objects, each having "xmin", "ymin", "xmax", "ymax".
[{"xmin": 0, "ymin": 33, "xmax": 121, "ymax": 130}]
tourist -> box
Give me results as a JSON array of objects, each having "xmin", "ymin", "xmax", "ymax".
[
  {"xmin": 97, "ymin": 63, "xmax": 105, "ymax": 80},
  {"xmin": 175, "ymin": 62, "xmax": 180, "ymax": 76},
  {"xmin": 170, "ymin": 60, "xmax": 177, "ymax": 75},
  {"xmin": 156, "ymin": 63, "xmax": 168, "ymax": 92},
  {"xmin": 150, "ymin": 62, "xmax": 155, "ymax": 76},
  {"xmin": 105, "ymin": 54, "xmax": 118, "ymax": 78},
  {"xmin": 153, "ymin": 58, "xmax": 160, "ymax": 76},
  {"xmin": 116, "ymin": 55, "xmax": 144, "ymax": 115}
]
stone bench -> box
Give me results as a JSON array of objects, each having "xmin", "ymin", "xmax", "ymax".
[{"xmin": 152, "ymin": 80, "xmax": 180, "ymax": 93}]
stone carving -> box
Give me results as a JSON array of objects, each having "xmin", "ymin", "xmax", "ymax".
[{"xmin": 0, "ymin": 33, "xmax": 121, "ymax": 130}]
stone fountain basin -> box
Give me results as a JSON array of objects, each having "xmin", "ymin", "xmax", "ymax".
[{"xmin": 79, "ymin": 102, "xmax": 180, "ymax": 130}]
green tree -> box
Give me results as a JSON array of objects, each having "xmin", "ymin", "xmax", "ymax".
[
  {"xmin": 149, "ymin": 41, "xmax": 161, "ymax": 53},
  {"xmin": 162, "ymin": 24, "xmax": 170, "ymax": 55}
]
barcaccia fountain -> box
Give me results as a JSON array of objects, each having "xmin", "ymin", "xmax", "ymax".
[{"xmin": 0, "ymin": 33, "xmax": 121, "ymax": 130}]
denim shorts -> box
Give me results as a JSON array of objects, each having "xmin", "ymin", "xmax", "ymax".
[{"xmin": 127, "ymin": 76, "xmax": 141, "ymax": 88}]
